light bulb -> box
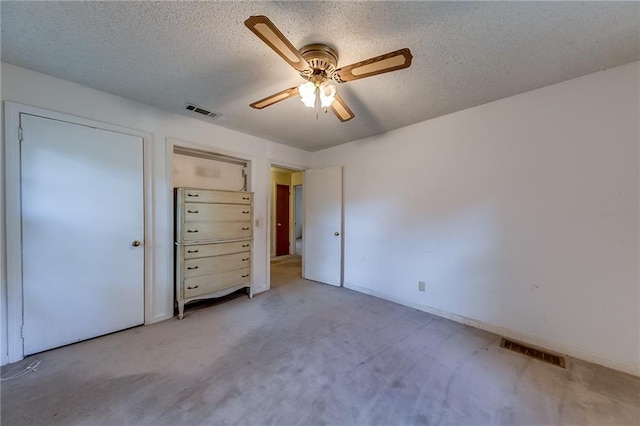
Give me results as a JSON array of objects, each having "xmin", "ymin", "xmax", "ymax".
[
  {"xmin": 298, "ymin": 82, "xmax": 316, "ymax": 108},
  {"xmin": 319, "ymin": 81, "xmax": 336, "ymax": 108}
]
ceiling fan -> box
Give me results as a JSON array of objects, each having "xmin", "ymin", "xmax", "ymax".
[{"xmin": 245, "ymin": 15, "xmax": 413, "ymax": 122}]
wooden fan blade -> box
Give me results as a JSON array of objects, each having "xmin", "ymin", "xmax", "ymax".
[
  {"xmin": 330, "ymin": 94, "xmax": 355, "ymax": 122},
  {"xmin": 250, "ymin": 87, "xmax": 299, "ymax": 109},
  {"xmin": 333, "ymin": 48, "xmax": 413, "ymax": 83},
  {"xmin": 244, "ymin": 15, "xmax": 310, "ymax": 73}
]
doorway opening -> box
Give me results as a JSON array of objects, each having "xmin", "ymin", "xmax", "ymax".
[
  {"xmin": 294, "ymin": 184, "xmax": 303, "ymax": 255},
  {"xmin": 270, "ymin": 166, "xmax": 304, "ymax": 287}
]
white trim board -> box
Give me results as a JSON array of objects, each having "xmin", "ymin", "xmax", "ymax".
[
  {"xmin": 344, "ymin": 281, "xmax": 640, "ymax": 377},
  {"xmin": 3, "ymin": 102, "xmax": 155, "ymax": 364}
]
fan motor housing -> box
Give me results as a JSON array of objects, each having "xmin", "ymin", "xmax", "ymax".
[{"xmin": 299, "ymin": 44, "xmax": 338, "ymax": 79}]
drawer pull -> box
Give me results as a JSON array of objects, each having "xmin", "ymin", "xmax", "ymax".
[
  {"xmin": 187, "ymin": 229, "xmax": 199, "ymax": 233},
  {"xmin": 187, "ymin": 210, "xmax": 199, "ymax": 214},
  {"xmin": 242, "ymin": 196, "xmax": 250, "ymax": 200},
  {"xmin": 187, "ymin": 285, "xmax": 199, "ymax": 290},
  {"xmin": 242, "ymin": 227, "xmax": 250, "ymax": 231},
  {"xmin": 242, "ymin": 257, "xmax": 250, "ymax": 262},
  {"xmin": 242, "ymin": 244, "xmax": 250, "ymax": 248},
  {"xmin": 187, "ymin": 266, "xmax": 199, "ymax": 270},
  {"xmin": 242, "ymin": 274, "xmax": 250, "ymax": 278},
  {"xmin": 187, "ymin": 193, "xmax": 199, "ymax": 197},
  {"xmin": 187, "ymin": 249, "xmax": 199, "ymax": 253}
]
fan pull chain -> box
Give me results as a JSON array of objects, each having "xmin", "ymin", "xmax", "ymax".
[{"xmin": 315, "ymin": 86, "xmax": 320, "ymax": 120}]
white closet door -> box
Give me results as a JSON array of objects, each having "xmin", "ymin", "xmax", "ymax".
[
  {"xmin": 21, "ymin": 114, "xmax": 144, "ymax": 355},
  {"xmin": 303, "ymin": 166, "xmax": 343, "ymax": 286}
]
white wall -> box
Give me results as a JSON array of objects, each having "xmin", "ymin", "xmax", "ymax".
[
  {"xmin": 3, "ymin": 60, "xmax": 638, "ymax": 374},
  {"xmin": 313, "ymin": 62, "xmax": 640, "ymax": 375},
  {"xmin": 1, "ymin": 62, "xmax": 311, "ymax": 365},
  {"xmin": 173, "ymin": 153, "xmax": 245, "ymax": 191}
]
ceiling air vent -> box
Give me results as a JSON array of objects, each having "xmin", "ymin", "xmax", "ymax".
[
  {"xmin": 500, "ymin": 338, "xmax": 566, "ymax": 368},
  {"xmin": 183, "ymin": 103, "xmax": 220, "ymax": 121}
]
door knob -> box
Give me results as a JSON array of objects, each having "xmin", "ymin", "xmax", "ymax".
[
  {"xmin": 277, "ymin": 223, "xmax": 282, "ymax": 227},
  {"xmin": 334, "ymin": 232, "xmax": 340, "ymax": 236},
  {"xmin": 132, "ymin": 240, "xmax": 141, "ymax": 247}
]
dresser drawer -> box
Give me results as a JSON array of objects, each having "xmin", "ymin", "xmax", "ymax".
[
  {"xmin": 184, "ymin": 268, "xmax": 251, "ymax": 298},
  {"xmin": 184, "ymin": 241, "xmax": 251, "ymax": 259},
  {"xmin": 184, "ymin": 252, "xmax": 251, "ymax": 278},
  {"xmin": 180, "ymin": 188, "xmax": 252, "ymax": 205},
  {"xmin": 183, "ymin": 203, "xmax": 252, "ymax": 222},
  {"xmin": 181, "ymin": 221, "xmax": 252, "ymax": 242}
]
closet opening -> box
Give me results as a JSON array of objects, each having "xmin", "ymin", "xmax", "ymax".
[{"xmin": 172, "ymin": 145, "xmax": 253, "ymax": 317}]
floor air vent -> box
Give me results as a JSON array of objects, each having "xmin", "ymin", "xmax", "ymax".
[
  {"xmin": 500, "ymin": 338, "xmax": 566, "ymax": 368},
  {"xmin": 183, "ymin": 103, "xmax": 220, "ymax": 120}
]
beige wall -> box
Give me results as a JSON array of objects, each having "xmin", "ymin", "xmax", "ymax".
[{"xmin": 291, "ymin": 172, "xmax": 303, "ymax": 186}]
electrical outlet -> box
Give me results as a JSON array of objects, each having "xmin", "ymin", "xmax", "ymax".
[{"xmin": 418, "ymin": 281, "xmax": 425, "ymax": 292}]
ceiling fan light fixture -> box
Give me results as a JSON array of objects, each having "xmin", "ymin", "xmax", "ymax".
[
  {"xmin": 300, "ymin": 96, "xmax": 316, "ymax": 108},
  {"xmin": 298, "ymin": 81, "xmax": 316, "ymax": 107},
  {"xmin": 319, "ymin": 81, "xmax": 336, "ymax": 108},
  {"xmin": 245, "ymin": 15, "xmax": 412, "ymax": 122},
  {"xmin": 298, "ymin": 80, "xmax": 337, "ymax": 109}
]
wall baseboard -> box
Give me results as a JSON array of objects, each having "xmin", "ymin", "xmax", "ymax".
[
  {"xmin": 150, "ymin": 313, "xmax": 174, "ymax": 324},
  {"xmin": 252, "ymin": 285, "xmax": 268, "ymax": 295},
  {"xmin": 344, "ymin": 282, "xmax": 639, "ymax": 377}
]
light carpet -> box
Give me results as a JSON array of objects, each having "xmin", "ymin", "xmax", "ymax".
[{"xmin": 1, "ymin": 256, "xmax": 638, "ymax": 425}]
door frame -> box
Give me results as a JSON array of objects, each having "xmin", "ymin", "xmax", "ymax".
[
  {"xmin": 266, "ymin": 161, "xmax": 306, "ymax": 291},
  {"xmin": 4, "ymin": 102, "xmax": 154, "ymax": 364},
  {"xmin": 293, "ymin": 184, "xmax": 303, "ymax": 251}
]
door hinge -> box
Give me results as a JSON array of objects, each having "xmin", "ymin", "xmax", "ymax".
[
  {"xmin": 18, "ymin": 125, "xmax": 24, "ymax": 142},
  {"xmin": 20, "ymin": 325, "xmax": 24, "ymax": 339}
]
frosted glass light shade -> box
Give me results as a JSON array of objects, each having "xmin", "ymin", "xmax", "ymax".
[
  {"xmin": 298, "ymin": 82, "xmax": 316, "ymax": 108},
  {"xmin": 319, "ymin": 82, "xmax": 336, "ymax": 108}
]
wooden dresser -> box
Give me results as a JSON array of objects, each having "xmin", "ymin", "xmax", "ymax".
[{"xmin": 175, "ymin": 187, "xmax": 253, "ymax": 319}]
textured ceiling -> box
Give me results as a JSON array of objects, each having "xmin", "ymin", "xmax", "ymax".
[{"xmin": 2, "ymin": 1, "xmax": 639, "ymax": 151}]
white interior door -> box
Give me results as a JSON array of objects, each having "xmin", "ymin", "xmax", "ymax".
[
  {"xmin": 21, "ymin": 114, "xmax": 144, "ymax": 355},
  {"xmin": 303, "ymin": 166, "xmax": 342, "ymax": 286}
]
